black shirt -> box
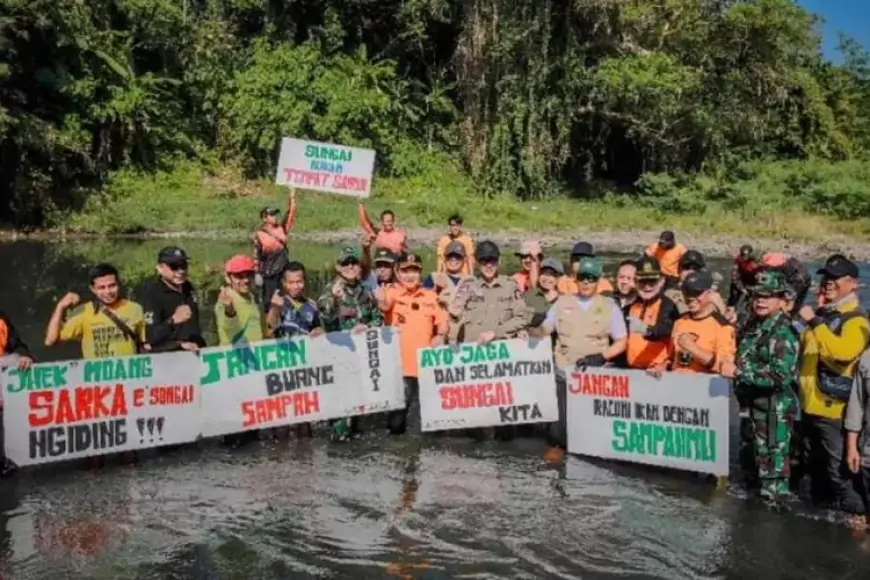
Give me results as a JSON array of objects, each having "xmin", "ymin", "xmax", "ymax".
[{"xmin": 138, "ymin": 278, "xmax": 206, "ymax": 352}]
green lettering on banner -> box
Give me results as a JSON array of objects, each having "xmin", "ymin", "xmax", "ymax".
[
  {"xmin": 459, "ymin": 343, "xmax": 510, "ymax": 364},
  {"xmin": 609, "ymin": 419, "xmax": 716, "ymax": 463},
  {"xmin": 200, "ymin": 339, "xmax": 307, "ymax": 385},
  {"xmin": 83, "ymin": 356, "xmax": 153, "ymax": 383},
  {"xmin": 419, "ymin": 347, "xmax": 454, "ymax": 369},
  {"xmin": 6, "ymin": 364, "xmax": 68, "ymax": 393},
  {"xmin": 304, "ymin": 144, "xmax": 353, "ymax": 163}
]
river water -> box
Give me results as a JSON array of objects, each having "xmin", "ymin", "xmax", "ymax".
[{"xmin": 2, "ymin": 239, "xmax": 870, "ymax": 579}]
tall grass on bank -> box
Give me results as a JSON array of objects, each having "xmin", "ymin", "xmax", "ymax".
[{"xmin": 60, "ymin": 158, "xmax": 870, "ymax": 241}]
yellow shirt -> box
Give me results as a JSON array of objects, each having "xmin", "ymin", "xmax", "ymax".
[
  {"xmin": 60, "ymin": 300, "xmax": 146, "ymax": 359},
  {"xmin": 436, "ymin": 234, "xmax": 475, "ymax": 275},
  {"xmin": 799, "ymin": 296, "xmax": 870, "ymax": 419},
  {"xmin": 215, "ymin": 290, "xmax": 268, "ymax": 346}
]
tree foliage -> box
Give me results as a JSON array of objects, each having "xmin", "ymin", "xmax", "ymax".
[{"xmin": 2, "ymin": 0, "xmax": 869, "ymax": 225}]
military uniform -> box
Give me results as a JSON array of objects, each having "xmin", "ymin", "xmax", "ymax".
[
  {"xmin": 734, "ymin": 271, "xmax": 800, "ymax": 502},
  {"xmin": 317, "ymin": 279, "xmax": 383, "ymax": 332},
  {"xmin": 317, "ymin": 247, "xmax": 384, "ymax": 440}
]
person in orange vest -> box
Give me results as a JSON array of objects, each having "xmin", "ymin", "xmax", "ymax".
[
  {"xmin": 557, "ymin": 241, "xmax": 614, "ymax": 296},
  {"xmin": 648, "ymin": 271, "xmax": 736, "ymax": 377},
  {"xmin": 376, "ymin": 253, "xmax": 448, "ymax": 435},
  {"xmin": 512, "ymin": 240, "xmax": 542, "ymax": 293},
  {"xmin": 358, "ymin": 203, "xmax": 408, "ymax": 254},
  {"xmin": 645, "ymin": 231, "xmax": 686, "ymax": 288},
  {"xmin": 253, "ymin": 190, "xmax": 298, "ymax": 312},
  {"xmin": 624, "ymin": 256, "xmax": 680, "ymax": 370}
]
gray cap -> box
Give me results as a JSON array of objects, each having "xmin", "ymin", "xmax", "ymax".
[
  {"xmin": 540, "ymin": 257, "xmax": 564, "ymax": 275},
  {"xmin": 445, "ymin": 240, "xmax": 467, "ymax": 257}
]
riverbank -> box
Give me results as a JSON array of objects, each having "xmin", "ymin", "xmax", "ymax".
[
  {"xmin": 6, "ymin": 226, "xmax": 866, "ymax": 263},
  {"xmin": 14, "ymin": 161, "xmax": 870, "ymax": 261}
]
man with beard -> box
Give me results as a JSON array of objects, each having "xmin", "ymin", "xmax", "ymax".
[
  {"xmin": 721, "ymin": 271, "xmax": 799, "ymax": 507},
  {"xmin": 624, "ymin": 256, "xmax": 680, "ymax": 371}
]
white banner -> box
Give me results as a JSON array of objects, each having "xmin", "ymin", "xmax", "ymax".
[
  {"xmin": 1, "ymin": 352, "xmax": 201, "ymax": 466},
  {"xmin": 275, "ymin": 137, "xmax": 376, "ymax": 198},
  {"xmin": 566, "ymin": 368, "xmax": 730, "ymax": 476},
  {"xmin": 417, "ymin": 338, "xmax": 558, "ymax": 431},
  {"xmin": 198, "ymin": 328, "xmax": 404, "ymax": 437}
]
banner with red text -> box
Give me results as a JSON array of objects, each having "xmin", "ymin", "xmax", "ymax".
[
  {"xmin": 565, "ymin": 367, "xmax": 730, "ymax": 476},
  {"xmin": 417, "ymin": 338, "xmax": 558, "ymax": 431},
  {"xmin": 275, "ymin": 137, "xmax": 376, "ymax": 198},
  {"xmin": 198, "ymin": 328, "xmax": 404, "ymax": 437},
  {"xmin": 1, "ymin": 352, "xmax": 200, "ymax": 466}
]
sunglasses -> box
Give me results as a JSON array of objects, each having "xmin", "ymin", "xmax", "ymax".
[
  {"xmin": 164, "ymin": 262, "xmax": 188, "ymax": 271},
  {"xmin": 517, "ymin": 254, "xmax": 534, "ymax": 260},
  {"xmin": 339, "ymin": 259, "xmax": 360, "ymax": 267},
  {"xmin": 479, "ymin": 258, "xmax": 498, "ymax": 266},
  {"xmin": 577, "ymin": 275, "xmax": 599, "ymax": 283},
  {"xmin": 230, "ymin": 272, "xmax": 254, "ymax": 279}
]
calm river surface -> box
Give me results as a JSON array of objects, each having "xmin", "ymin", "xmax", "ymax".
[{"xmin": 2, "ymin": 239, "xmax": 870, "ymax": 579}]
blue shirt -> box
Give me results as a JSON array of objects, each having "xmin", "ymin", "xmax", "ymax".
[{"xmin": 275, "ymin": 295, "xmax": 322, "ymax": 338}]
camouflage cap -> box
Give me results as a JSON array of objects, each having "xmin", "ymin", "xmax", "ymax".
[
  {"xmin": 337, "ymin": 246, "xmax": 360, "ymax": 263},
  {"xmin": 752, "ymin": 270, "xmax": 790, "ymax": 297}
]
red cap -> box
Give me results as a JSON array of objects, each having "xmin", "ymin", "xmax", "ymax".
[{"xmin": 224, "ymin": 254, "xmax": 256, "ymax": 274}]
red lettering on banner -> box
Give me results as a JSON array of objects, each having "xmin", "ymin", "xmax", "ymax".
[
  {"xmin": 28, "ymin": 386, "xmax": 128, "ymax": 428},
  {"xmin": 569, "ymin": 373, "xmax": 630, "ymax": 398},
  {"xmin": 133, "ymin": 388, "xmax": 145, "ymax": 407},
  {"xmin": 438, "ymin": 382, "xmax": 514, "ymax": 410},
  {"xmin": 148, "ymin": 385, "xmax": 194, "ymax": 406},
  {"xmin": 282, "ymin": 169, "xmax": 330, "ymax": 188},
  {"xmin": 332, "ymin": 175, "xmax": 368, "ymax": 192},
  {"xmin": 240, "ymin": 392, "xmax": 320, "ymax": 428}
]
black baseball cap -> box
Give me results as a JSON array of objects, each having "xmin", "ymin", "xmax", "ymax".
[
  {"xmin": 157, "ymin": 246, "xmax": 189, "ymax": 267},
  {"xmin": 681, "ymin": 271, "xmax": 714, "ymax": 297},
  {"xmin": 817, "ymin": 254, "xmax": 859, "ymax": 279},
  {"xmin": 397, "ymin": 253, "xmax": 423, "ymax": 270},
  {"xmin": 444, "ymin": 240, "xmax": 467, "ymax": 258},
  {"xmin": 679, "ymin": 250, "xmax": 706, "ymax": 271},
  {"xmin": 475, "ymin": 240, "xmax": 500, "ymax": 261},
  {"xmin": 570, "ymin": 241, "xmax": 595, "ymax": 257},
  {"xmin": 260, "ymin": 205, "xmax": 281, "ymax": 217},
  {"xmin": 373, "ymin": 248, "xmax": 396, "ymax": 265},
  {"xmin": 635, "ymin": 255, "xmax": 662, "ymax": 281}
]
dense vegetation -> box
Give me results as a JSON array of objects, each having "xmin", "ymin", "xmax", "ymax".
[{"xmin": 2, "ymin": 0, "xmax": 870, "ymax": 230}]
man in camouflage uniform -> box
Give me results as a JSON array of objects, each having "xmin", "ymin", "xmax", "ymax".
[
  {"xmin": 448, "ymin": 240, "xmax": 530, "ymax": 439},
  {"xmin": 317, "ymin": 246, "xmax": 384, "ymax": 441},
  {"xmin": 723, "ymin": 270, "xmax": 800, "ymax": 505}
]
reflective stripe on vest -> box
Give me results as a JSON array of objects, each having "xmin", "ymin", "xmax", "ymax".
[{"xmin": 817, "ymin": 308, "xmax": 867, "ymax": 401}]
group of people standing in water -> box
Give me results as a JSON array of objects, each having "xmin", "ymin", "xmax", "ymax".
[{"xmin": 2, "ymin": 188, "xmax": 870, "ymax": 527}]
